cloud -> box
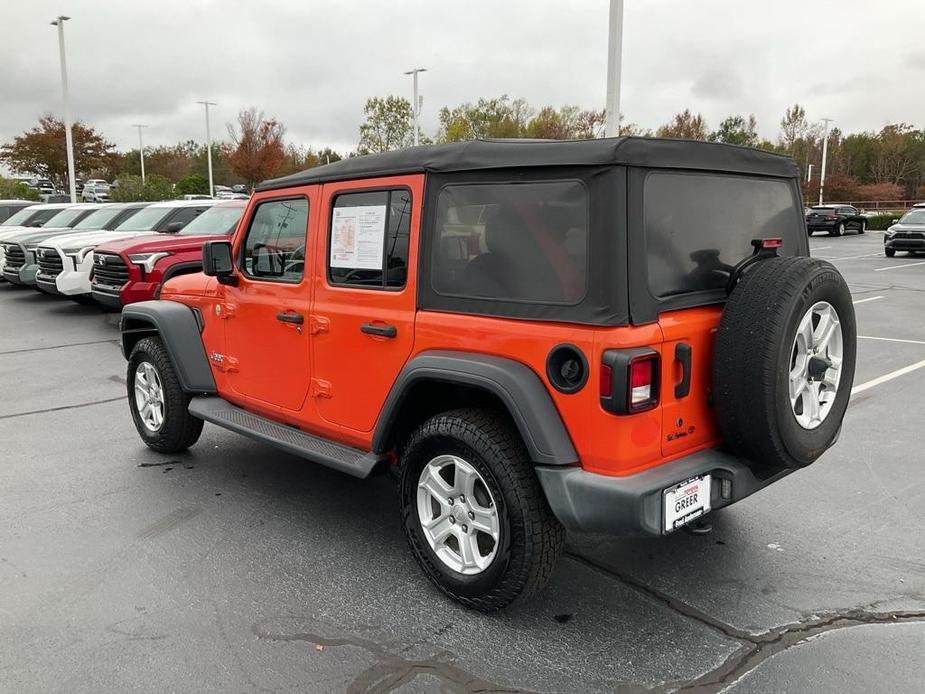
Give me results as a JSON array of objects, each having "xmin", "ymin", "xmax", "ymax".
[{"xmin": 691, "ymin": 68, "xmax": 743, "ymax": 100}]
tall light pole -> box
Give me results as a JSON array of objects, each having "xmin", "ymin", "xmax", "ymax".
[
  {"xmin": 807, "ymin": 163, "xmax": 813, "ymax": 183},
  {"xmin": 50, "ymin": 16, "xmax": 77, "ymax": 203},
  {"xmin": 197, "ymin": 101, "xmax": 216, "ymax": 196},
  {"xmin": 404, "ymin": 68, "xmax": 426, "ymax": 146},
  {"xmin": 132, "ymin": 124, "xmax": 148, "ymax": 183},
  {"xmin": 818, "ymin": 117, "xmax": 834, "ymax": 205},
  {"xmin": 604, "ymin": 0, "xmax": 625, "ymax": 138}
]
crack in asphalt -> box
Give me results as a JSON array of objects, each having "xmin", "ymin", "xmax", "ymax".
[
  {"xmin": 0, "ymin": 396, "xmax": 124, "ymax": 420},
  {"xmin": 0, "ymin": 338, "xmax": 119, "ymax": 356},
  {"xmin": 564, "ymin": 552, "xmax": 925, "ymax": 693},
  {"xmin": 253, "ymin": 619, "xmax": 524, "ymax": 694}
]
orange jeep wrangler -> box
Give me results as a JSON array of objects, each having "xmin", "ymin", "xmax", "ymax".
[{"xmin": 120, "ymin": 138, "xmax": 856, "ymax": 611}]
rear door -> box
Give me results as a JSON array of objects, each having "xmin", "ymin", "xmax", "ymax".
[
  {"xmin": 628, "ymin": 168, "xmax": 806, "ymax": 458},
  {"xmin": 310, "ymin": 175, "xmax": 421, "ymax": 434}
]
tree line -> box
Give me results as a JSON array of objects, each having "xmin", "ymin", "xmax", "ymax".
[{"xmin": 2, "ymin": 100, "xmax": 924, "ymax": 202}]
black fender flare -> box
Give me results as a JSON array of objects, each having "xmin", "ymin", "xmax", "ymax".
[
  {"xmin": 154, "ymin": 262, "xmax": 203, "ymax": 299},
  {"xmin": 373, "ymin": 350, "xmax": 578, "ymax": 466},
  {"xmin": 120, "ymin": 300, "xmax": 216, "ymax": 393}
]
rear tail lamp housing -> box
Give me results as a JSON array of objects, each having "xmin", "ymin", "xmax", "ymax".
[{"xmin": 600, "ymin": 347, "xmax": 660, "ymax": 414}]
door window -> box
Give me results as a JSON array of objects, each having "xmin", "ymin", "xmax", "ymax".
[
  {"xmin": 240, "ymin": 198, "xmax": 309, "ymax": 282},
  {"xmin": 328, "ymin": 189, "xmax": 411, "ymax": 289},
  {"xmin": 164, "ymin": 205, "xmax": 208, "ymax": 230}
]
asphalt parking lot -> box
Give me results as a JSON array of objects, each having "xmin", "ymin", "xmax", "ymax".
[{"xmin": 1, "ymin": 230, "xmax": 923, "ymax": 693}]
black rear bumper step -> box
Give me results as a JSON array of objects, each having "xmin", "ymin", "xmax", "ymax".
[{"xmin": 188, "ymin": 396, "xmax": 387, "ymax": 479}]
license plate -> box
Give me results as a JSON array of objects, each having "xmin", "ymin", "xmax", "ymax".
[{"xmin": 663, "ymin": 475, "xmax": 711, "ymax": 533}]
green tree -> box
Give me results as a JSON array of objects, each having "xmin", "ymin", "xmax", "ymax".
[
  {"xmin": 436, "ymin": 96, "xmax": 531, "ymax": 142},
  {"xmin": 710, "ymin": 114, "xmax": 759, "ymax": 147},
  {"xmin": 0, "ymin": 177, "xmax": 40, "ymax": 201},
  {"xmin": 656, "ymin": 110, "xmax": 709, "ymax": 140},
  {"xmin": 110, "ymin": 174, "xmax": 175, "ymax": 202},
  {"xmin": 175, "ymin": 173, "xmax": 209, "ymax": 196},
  {"xmin": 0, "ymin": 114, "xmax": 115, "ymax": 188},
  {"xmin": 358, "ymin": 96, "xmax": 416, "ymax": 153},
  {"xmin": 525, "ymin": 106, "xmax": 581, "ymax": 139},
  {"xmin": 225, "ymin": 107, "xmax": 286, "ymax": 189}
]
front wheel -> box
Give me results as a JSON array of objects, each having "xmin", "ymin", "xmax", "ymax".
[
  {"xmin": 399, "ymin": 409, "xmax": 564, "ymax": 611},
  {"xmin": 885, "ymin": 248, "xmax": 896, "ymax": 257},
  {"xmin": 127, "ymin": 336, "xmax": 203, "ymax": 453}
]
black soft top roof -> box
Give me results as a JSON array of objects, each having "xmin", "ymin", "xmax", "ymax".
[{"xmin": 258, "ymin": 136, "xmax": 799, "ymax": 191}]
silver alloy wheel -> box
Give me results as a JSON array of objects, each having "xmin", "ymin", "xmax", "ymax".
[
  {"xmin": 134, "ymin": 361, "xmax": 165, "ymax": 432},
  {"xmin": 416, "ymin": 454, "xmax": 500, "ymax": 575},
  {"xmin": 789, "ymin": 301, "xmax": 844, "ymax": 430}
]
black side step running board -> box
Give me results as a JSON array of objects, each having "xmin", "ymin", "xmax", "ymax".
[{"xmin": 188, "ymin": 396, "xmax": 386, "ymax": 479}]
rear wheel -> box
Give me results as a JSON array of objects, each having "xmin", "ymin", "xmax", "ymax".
[
  {"xmin": 399, "ymin": 408, "xmax": 564, "ymax": 611},
  {"xmin": 832, "ymin": 222, "xmax": 845, "ymax": 237},
  {"xmin": 885, "ymin": 248, "xmax": 896, "ymax": 257},
  {"xmin": 858, "ymin": 220, "xmax": 867, "ymax": 233},
  {"xmin": 127, "ymin": 336, "xmax": 203, "ymax": 453}
]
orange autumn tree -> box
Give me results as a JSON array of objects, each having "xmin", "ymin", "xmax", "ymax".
[{"xmin": 225, "ymin": 108, "xmax": 286, "ymax": 191}]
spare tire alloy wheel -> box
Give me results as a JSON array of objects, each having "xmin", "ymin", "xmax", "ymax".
[
  {"xmin": 416, "ymin": 455, "xmax": 499, "ymax": 575},
  {"xmin": 713, "ymin": 257, "xmax": 856, "ymax": 469},
  {"xmin": 789, "ymin": 302, "xmax": 843, "ymax": 429},
  {"xmin": 134, "ymin": 362, "xmax": 165, "ymax": 432}
]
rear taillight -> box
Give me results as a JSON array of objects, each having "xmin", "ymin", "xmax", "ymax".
[
  {"xmin": 825, "ymin": 214, "xmax": 838, "ymax": 220},
  {"xmin": 600, "ymin": 348, "xmax": 660, "ymax": 415}
]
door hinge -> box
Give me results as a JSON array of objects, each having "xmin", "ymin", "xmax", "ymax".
[
  {"xmin": 310, "ymin": 315, "xmax": 330, "ymax": 335},
  {"xmin": 215, "ymin": 302, "xmax": 236, "ymax": 319},
  {"xmin": 310, "ymin": 378, "xmax": 332, "ymax": 398}
]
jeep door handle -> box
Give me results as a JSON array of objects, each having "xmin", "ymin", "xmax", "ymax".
[
  {"xmin": 360, "ymin": 322, "xmax": 397, "ymax": 338},
  {"xmin": 674, "ymin": 342, "xmax": 692, "ymax": 399},
  {"xmin": 276, "ymin": 311, "xmax": 304, "ymax": 325}
]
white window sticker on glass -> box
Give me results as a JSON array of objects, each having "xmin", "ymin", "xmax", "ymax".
[{"xmin": 330, "ymin": 205, "xmax": 387, "ymax": 270}]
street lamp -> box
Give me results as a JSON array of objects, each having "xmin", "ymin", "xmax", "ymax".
[
  {"xmin": 132, "ymin": 124, "xmax": 148, "ymax": 184},
  {"xmin": 196, "ymin": 100, "xmax": 216, "ymax": 196},
  {"xmin": 50, "ymin": 16, "xmax": 77, "ymax": 202},
  {"xmin": 604, "ymin": 0, "xmax": 624, "ymax": 138},
  {"xmin": 404, "ymin": 68, "xmax": 426, "ymax": 147},
  {"xmin": 818, "ymin": 117, "xmax": 834, "ymax": 205}
]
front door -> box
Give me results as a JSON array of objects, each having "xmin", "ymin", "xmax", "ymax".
[
  {"xmin": 311, "ymin": 176, "xmax": 422, "ymax": 433},
  {"xmin": 222, "ymin": 191, "xmax": 316, "ymax": 412}
]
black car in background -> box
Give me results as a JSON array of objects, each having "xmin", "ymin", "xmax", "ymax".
[{"xmin": 806, "ymin": 205, "xmax": 867, "ymax": 236}]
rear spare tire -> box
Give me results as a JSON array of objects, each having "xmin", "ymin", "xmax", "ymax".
[{"xmin": 713, "ymin": 257, "xmax": 856, "ymax": 469}]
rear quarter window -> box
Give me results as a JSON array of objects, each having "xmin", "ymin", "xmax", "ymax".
[{"xmin": 644, "ymin": 172, "xmax": 802, "ymax": 299}]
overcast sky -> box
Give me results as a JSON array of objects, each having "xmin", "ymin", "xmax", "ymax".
[{"xmin": 2, "ymin": 0, "xmax": 924, "ymax": 157}]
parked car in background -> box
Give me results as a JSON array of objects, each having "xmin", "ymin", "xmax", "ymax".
[
  {"xmin": 884, "ymin": 208, "xmax": 925, "ymax": 257},
  {"xmin": 1, "ymin": 204, "xmax": 102, "ymax": 285},
  {"xmin": 805, "ymin": 205, "xmax": 867, "ymax": 236},
  {"xmin": 41, "ymin": 193, "xmax": 72, "ymax": 203},
  {"xmin": 35, "ymin": 202, "xmax": 150, "ymax": 299},
  {"xmin": 213, "ymin": 185, "xmax": 232, "ymax": 197},
  {"xmin": 82, "ymin": 182, "xmax": 111, "ymax": 202},
  {"xmin": 29, "ymin": 178, "xmax": 56, "ymax": 196},
  {"xmin": 0, "ymin": 202, "xmax": 77, "ymax": 272},
  {"xmin": 181, "ymin": 194, "xmax": 212, "ymax": 200},
  {"xmin": 92, "ymin": 200, "xmax": 246, "ymax": 308},
  {"xmin": 231, "ymin": 184, "xmax": 248, "ymax": 194},
  {"xmin": 0, "ymin": 200, "xmax": 35, "ymax": 224}
]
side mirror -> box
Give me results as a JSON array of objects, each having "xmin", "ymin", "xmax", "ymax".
[
  {"xmin": 202, "ymin": 240, "xmax": 236, "ymax": 285},
  {"xmin": 165, "ymin": 221, "xmax": 184, "ymax": 233}
]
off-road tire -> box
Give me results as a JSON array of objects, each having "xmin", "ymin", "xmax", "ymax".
[
  {"xmin": 399, "ymin": 408, "xmax": 565, "ymax": 611},
  {"xmin": 885, "ymin": 248, "xmax": 896, "ymax": 257},
  {"xmin": 713, "ymin": 257, "xmax": 856, "ymax": 469},
  {"xmin": 127, "ymin": 336, "xmax": 203, "ymax": 453}
]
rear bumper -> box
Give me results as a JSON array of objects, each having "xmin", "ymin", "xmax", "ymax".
[
  {"xmin": 536, "ymin": 448, "xmax": 792, "ymax": 536},
  {"xmin": 807, "ymin": 223, "xmax": 835, "ymax": 232}
]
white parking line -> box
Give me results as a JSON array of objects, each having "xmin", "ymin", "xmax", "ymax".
[
  {"xmin": 821, "ymin": 252, "xmax": 885, "ymax": 260},
  {"xmin": 874, "ymin": 260, "xmax": 925, "ymax": 272},
  {"xmin": 859, "ymin": 335, "xmax": 925, "ymax": 346},
  {"xmin": 852, "ymin": 296, "xmax": 884, "ymax": 305},
  {"xmin": 852, "ymin": 359, "xmax": 925, "ymax": 395},
  {"xmin": 813, "ymin": 245, "xmax": 832, "ymax": 250}
]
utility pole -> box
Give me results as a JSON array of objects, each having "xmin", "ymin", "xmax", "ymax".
[
  {"xmin": 818, "ymin": 118, "xmax": 834, "ymax": 205},
  {"xmin": 51, "ymin": 16, "xmax": 77, "ymax": 202},
  {"xmin": 132, "ymin": 124, "xmax": 148, "ymax": 183},
  {"xmin": 807, "ymin": 163, "xmax": 813, "ymax": 183},
  {"xmin": 604, "ymin": 0, "xmax": 624, "ymax": 138},
  {"xmin": 197, "ymin": 101, "xmax": 217, "ymax": 196},
  {"xmin": 404, "ymin": 68, "xmax": 426, "ymax": 146}
]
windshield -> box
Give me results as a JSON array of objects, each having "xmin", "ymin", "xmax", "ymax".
[
  {"xmin": 39, "ymin": 207, "xmax": 91, "ymax": 228},
  {"xmin": 2, "ymin": 208, "xmax": 40, "ymax": 227},
  {"xmin": 113, "ymin": 206, "xmax": 171, "ymax": 231},
  {"xmin": 178, "ymin": 205, "xmax": 245, "ymax": 235},
  {"xmin": 899, "ymin": 210, "xmax": 925, "ymax": 225},
  {"xmin": 72, "ymin": 207, "xmax": 129, "ymax": 230}
]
